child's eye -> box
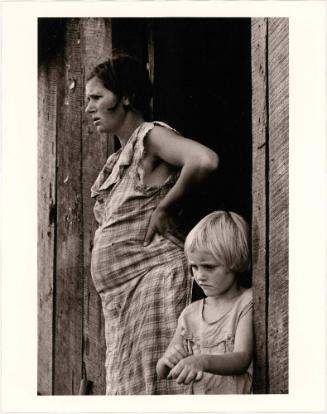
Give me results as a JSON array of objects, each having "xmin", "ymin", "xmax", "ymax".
[{"xmin": 203, "ymin": 265, "xmax": 215, "ymax": 270}]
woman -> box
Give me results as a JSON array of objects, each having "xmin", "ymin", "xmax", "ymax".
[{"xmin": 85, "ymin": 52, "xmax": 218, "ymax": 394}]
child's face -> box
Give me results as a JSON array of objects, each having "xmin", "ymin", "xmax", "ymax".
[{"xmin": 187, "ymin": 248, "xmax": 237, "ymax": 298}]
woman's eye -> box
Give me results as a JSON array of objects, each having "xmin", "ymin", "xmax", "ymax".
[{"xmin": 89, "ymin": 95, "xmax": 101, "ymax": 101}]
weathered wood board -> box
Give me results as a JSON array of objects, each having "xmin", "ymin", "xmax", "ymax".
[
  {"xmin": 251, "ymin": 17, "xmax": 289, "ymax": 394},
  {"xmin": 251, "ymin": 18, "xmax": 268, "ymax": 394},
  {"xmin": 54, "ymin": 19, "xmax": 84, "ymax": 395},
  {"xmin": 267, "ymin": 18, "xmax": 289, "ymax": 394},
  {"xmin": 37, "ymin": 61, "xmax": 57, "ymax": 396}
]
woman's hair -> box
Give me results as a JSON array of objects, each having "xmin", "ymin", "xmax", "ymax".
[
  {"xmin": 184, "ymin": 211, "xmax": 250, "ymax": 274},
  {"xmin": 87, "ymin": 51, "xmax": 153, "ymax": 118}
]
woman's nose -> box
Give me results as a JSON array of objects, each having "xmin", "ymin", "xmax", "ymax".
[{"xmin": 85, "ymin": 101, "xmax": 94, "ymax": 113}]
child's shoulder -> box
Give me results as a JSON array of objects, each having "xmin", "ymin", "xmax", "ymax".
[
  {"xmin": 179, "ymin": 299, "xmax": 203, "ymax": 320},
  {"xmin": 240, "ymin": 287, "xmax": 253, "ymax": 302},
  {"xmin": 236, "ymin": 288, "xmax": 253, "ymax": 318},
  {"xmin": 178, "ymin": 300, "xmax": 203, "ymax": 336}
]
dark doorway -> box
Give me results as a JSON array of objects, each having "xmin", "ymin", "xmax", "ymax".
[
  {"xmin": 153, "ymin": 18, "xmax": 252, "ymax": 223},
  {"xmin": 112, "ymin": 18, "xmax": 252, "ymax": 298}
]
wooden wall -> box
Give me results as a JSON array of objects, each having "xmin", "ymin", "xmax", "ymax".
[
  {"xmin": 38, "ymin": 17, "xmax": 288, "ymax": 395},
  {"xmin": 251, "ymin": 18, "xmax": 289, "ymax": 394},
  {"xmin": 38, "ymin": 18, "xmax": 113, "ymax": 395}
]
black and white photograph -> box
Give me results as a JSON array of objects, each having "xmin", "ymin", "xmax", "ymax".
[
  {"xmin": 37, "ymin": 16, "xmax": 287, "ymax": 396},
  {"xmin": 1, "ymin": 1, "xmax": 325, "ymax": 412}
]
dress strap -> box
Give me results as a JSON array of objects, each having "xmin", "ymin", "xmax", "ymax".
[
  {"xmin": 133, "ymin": 121, "xmax": 181, "ymax": 192},
  {"xmin": 133, "ymin": 121, "xmax": 180, "ymax": 165}
]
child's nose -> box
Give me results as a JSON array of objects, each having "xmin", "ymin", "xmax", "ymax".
[{"xmin": 195, "ymin": 268, "xmax": 206, "ymax": 281}]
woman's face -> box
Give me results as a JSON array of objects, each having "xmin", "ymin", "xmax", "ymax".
[{"xmin": 85, "ymin": 76, "xmax": 128, "ymax": 134}]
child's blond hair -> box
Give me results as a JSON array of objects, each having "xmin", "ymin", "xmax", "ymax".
[{"xmin": 184, "ymin": 211, "xmax": 250, "ymax": 273}]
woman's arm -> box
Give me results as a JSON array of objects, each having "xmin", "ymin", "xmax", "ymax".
[
  {"xmin": 144, "ymin": 126, "xmax": 219, "ymax": 245},
  {"xmin": 169, "ymin": 308, "xmax": 253, "ymax": 384}
]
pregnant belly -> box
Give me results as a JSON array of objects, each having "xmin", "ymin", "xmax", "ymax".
[{"xmin": 91, "ymin": 229, "xmax": 184, "ymax": 292}]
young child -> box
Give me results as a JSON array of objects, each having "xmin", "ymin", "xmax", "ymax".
[{"xmin": 156, "ymin": 211, "xmax": 253, "ymax": 394}]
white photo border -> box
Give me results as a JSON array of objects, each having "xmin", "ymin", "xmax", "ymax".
[{"xmin": 2, "ymin": 1, "xmax": 326, "ymax": 412}]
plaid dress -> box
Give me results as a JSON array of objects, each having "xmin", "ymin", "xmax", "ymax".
[{"xmin": 91, "ymin": 122, "xmax": 192, "ymax": 395}]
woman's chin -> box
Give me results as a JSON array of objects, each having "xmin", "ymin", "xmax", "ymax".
[{"xmin": 96, "ymin": 125, "xmax": 109, "ymax": 134}]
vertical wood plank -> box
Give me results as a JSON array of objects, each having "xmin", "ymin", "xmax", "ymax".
[
  {"xmin": 251, "ymin": 18, "xmax": 268, "ymax": 393},
  {"xmin": 267, "ymin": 18, "xmax": 289, "ymax": 394},
  {"xmin": 54, "ymin": 19, "xmax": 84, "ymax": 395},
  {"xmin": 80, "ymin": 18, "xmax": 114, "ymax": 395},
  {"xmin": 37, "ymin": 62, "xmax": 57, "ymax": 395}
]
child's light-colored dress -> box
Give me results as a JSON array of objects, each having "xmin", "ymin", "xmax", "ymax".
[
  {"xmin": 178, "ymin": 288, "xmax": 253, "ymax": 394},
  {"xmin": 90, "ymin": 122, "xmax": 192, "ymax": 395}
]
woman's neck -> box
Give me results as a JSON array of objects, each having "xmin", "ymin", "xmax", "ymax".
[{"xmin": 116, "ymin": 111, "xmax": 145, "ymax": 147}]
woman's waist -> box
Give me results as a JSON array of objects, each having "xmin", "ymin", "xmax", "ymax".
[
  {"xmin": 94, "ymin": 225, "xmax": 144, "ymax": 244},
  {"xmin": 92, "ymin": 230, "xmax": 186, "ymax": 268},
  {"xmin": 94, "ymin": 221, "xmax": 184, "ymax": 246},
  {"xmin": 94, "ymin": 229, "xmax": 183, "ymax": 253}
]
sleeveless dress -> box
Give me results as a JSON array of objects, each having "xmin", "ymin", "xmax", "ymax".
[
  {"xmin": 90, "ymin": 121, "xmax": 192, "ymax": 395},
  {"xmin": 178, "ymin": 288, "xmax": 253, "ymax": 394}
]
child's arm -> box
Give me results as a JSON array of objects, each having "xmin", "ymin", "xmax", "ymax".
[
  {"xmin": 156, "ymin": 323, "xmax": 190, "ymax": 379},
  {"xmin": 144, "ymin": 126, "xmax": 218, "ymax": 245},
  {"xmin": 169, "ymin": 308, "xmax": 253, "ymax": 385}
]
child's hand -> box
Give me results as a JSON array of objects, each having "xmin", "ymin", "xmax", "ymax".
[
  {"xmin": 156, "ymin": 344, "xmax": 189, "ymax": 379},
  {"xmin": 168, "ymin": 355, "xmax": 204, "ymax": 385},
  {"xmin": 162, "ymin": 344, "xmax": 189, "ymax": 369}
]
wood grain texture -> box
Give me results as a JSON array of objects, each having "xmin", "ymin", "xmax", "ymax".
[
  {"xmin": 267, "ymin": 18, "xmax": 289, "ymax": 394},
  {"xmin": 251, "ymin": 18, "xmax": 268, "ymax": 394},
  {"xmin": 37, "ymin": 62, "xmax": 57, "ymax": 395},
  {"xmin": 80, "ymin": 18, "xmax": 114, "ymax": 395},
  {"xmin": 54, "ymin": 19, "xmax": 84, "ymax": 395}
]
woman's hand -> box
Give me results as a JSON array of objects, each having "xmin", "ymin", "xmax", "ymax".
[
  {"xmin": 168, "ymin": 355, "xmax": 204, "ymax": 385},
  {"xmin": 156, "ymin": 344, "xmax": 189, "ymax": 379},
  {"xmin": 144, "ymin": 207, "xmax": 184, "ymax": 248}
]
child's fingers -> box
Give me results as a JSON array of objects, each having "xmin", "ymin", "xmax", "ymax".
[
  {"xmin": 164, "ymin": 352, "xmax": 179, "ymax": 365},
  {"xmin": 195, "ymin": 370, "xmax": 203, "ymax": 382},
  {"xmin": 182, "ymin": 370, "xmax": 198, "ymax": 385},
  {"xmin": 164, "ymin": 346, "xmax": 185, "ymax": 364},
  {"xmin": 173, "ymin": 344, "xmax": 188, "ymax": 358},
  {"xmin": 161, "ymin": 356, "xmax": 174, "ymax": 369},
  {"xmin": 167, "ymin": 362, "xmax": 183, "ymax": 380},
  {"xmin": 175, "ymin": 367, "xmax": 190, "ymax": 384}
]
